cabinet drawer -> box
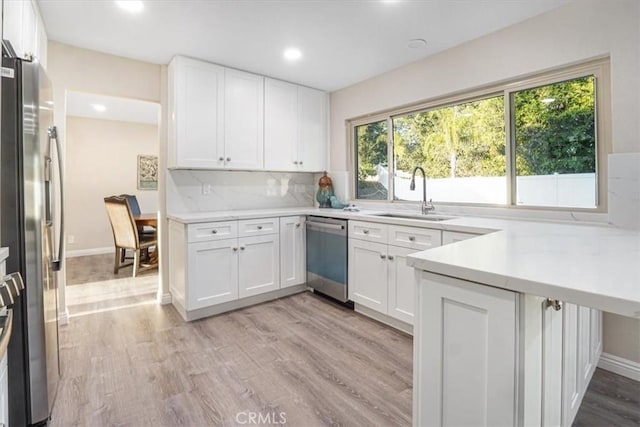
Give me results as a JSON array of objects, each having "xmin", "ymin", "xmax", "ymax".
[
  {"xmin": 388, "ymin": 225, "xmax": 441, "ymax": 250},
  {"xmin": 348, "ymin": 220, "xmax": 388, "ymax": 243},
  {"xmin": 238, "ymin": 217, "xmax": 279, "ymax": 237},
  {"xmin": 188, "ymin": 221, "xmax": 238, "ymax": 243}
]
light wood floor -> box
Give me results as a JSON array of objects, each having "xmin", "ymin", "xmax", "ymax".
[
  {"xmin": 56, "ymin": 254, "xmax": 639, "ymax": 426},
  {"xmin": 54, "ymin": 258, "xmax": 413, "ymax": 426}
]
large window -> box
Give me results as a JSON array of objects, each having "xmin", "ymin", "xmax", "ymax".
[{"xmin": 351, "ymin": 60, "xmax": 607, "ymax": 210}]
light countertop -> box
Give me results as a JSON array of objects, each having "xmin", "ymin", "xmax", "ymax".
[{"xmin": 168, "ymin": 207, "xmax": 640, "ymax": 318}]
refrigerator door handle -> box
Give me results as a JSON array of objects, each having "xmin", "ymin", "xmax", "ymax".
[{"xmin": 47, "ymin": 126, "xmax": 64, "ymax": 271}]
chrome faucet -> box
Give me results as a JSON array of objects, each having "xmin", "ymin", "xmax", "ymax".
[{"xmin": 410, "ymin": 166, "xmax": 435, "ymax": 215}]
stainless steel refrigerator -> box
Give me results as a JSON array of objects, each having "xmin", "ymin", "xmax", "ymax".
[{"xmin": 1, "ymin": 53, "xmax": 63, "ymax": 425}]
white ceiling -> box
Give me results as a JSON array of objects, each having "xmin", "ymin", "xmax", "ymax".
[
  {"xmin": 66, "ymin": 91, "xmax": 160, "ymax": 125},
  {"xmin": 38, "ymin": 0, "xmax": 568, "ymax": 92}
]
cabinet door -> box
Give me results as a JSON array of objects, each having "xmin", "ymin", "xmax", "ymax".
[
  {"xmin": 280, "ymin": 216, "xmax": 306, "ymax": 289},
  {"xmin": 387, "ymin": 246, "xmax": 416, "ymax": 324},
  {"xmin": 415, "ymin": 273, "xmax": 517, "ymax": 427},
  {"xmin": 21, "ymin": 0, "xmax": 36, "ymax": 59},
  {"xmin": 171, "ymin": 57, "xmax": 225, "ymax": 168},
  {"xmin": 224, "ymin": 69, "xmax": 264, "ymax": 170},
  {"xmin": 264, "ymin": 78, "xmax": 298, "ymax": 171},
  {"xmin": 297, "ymin": 86, "xmax": 327, "ymax": 172},
  {"xmin": 187, "ymin": 239, "xmax": 238, "ymax": 309},
  {"xmin": 238, "ymin": 235, "xmax": 280, "ymax": 298},
  {"xmin": 348, "ymin": 240, "xmax": 388, "ymax": 312},
  {"xmin": 3, "ymin": 0, "xmax": 25, "ymax": 58}
]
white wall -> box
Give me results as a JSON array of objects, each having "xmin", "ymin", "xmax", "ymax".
[
  {"xmin": 330, "ymin": 0, "xmax": 639, "ymax": 173},
  {"xmin": 65, "ymin": 116, "xmax": 158, "ymax": 254}
]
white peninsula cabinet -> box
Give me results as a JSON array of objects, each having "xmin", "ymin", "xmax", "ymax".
[
  {"xmin": 264, "ymin": 78, "xmax": 327, "ymax": 172},
  {"xmin": 169, "ymin": 216, "xmax": 305, "ymax": 321},
  {"xmin": 348, "ymin": 220, "xmax": 442, "ymax": 329},
  {"xmin": 413, "ymin": 270, "xmax": 602, "ymax": 427}
]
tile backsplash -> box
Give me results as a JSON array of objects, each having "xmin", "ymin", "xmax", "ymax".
[
  {"xmin": 608, "ymin": 153, "xmax": 640, "ymax": 230},
  {"xmin": 167, "ymin": 170, "xmax": 316, "ymax": 213}
]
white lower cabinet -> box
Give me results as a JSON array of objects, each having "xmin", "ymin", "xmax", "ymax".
[
  {"xmin": 348, "ymin": 221, "xmax": 444, "ymax": 325},
  {"xmin": 348, "ymin": 240, "xmax": 388, "ymax": 313},
  {"xmin": 414, "ymin": 271, "xmax": 603, "ymax": 427},
  {"xmin": 238, "ymin": 235, "xmax": 280, "ymax": 298},
  {"xmin": 169, "ymin": 217, "xmax": 303, "ymax": 320},
  {"xmin": 280, "ymin": 216, "xmax": 306, "ymax": 288},
  {"xmin": 562, "ymin": 304, "xmax": 602, "ymax": 426},
  {"xmin": 188, "ymin": 239, "xmax": 239, "ymax": 309},
  {"xmin": 387, "ymin": 246, "xmax": 416, "ymax": 324}
]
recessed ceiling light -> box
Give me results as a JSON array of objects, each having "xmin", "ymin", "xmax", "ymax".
[
  {"xmin": 283, "ymin": 47, "xmax": 302, "ymax": 62},
  {"xmin": 92, "ymin": 104, "xmax": 107, "ymax": 112},
  {"xmin": 115, "ymin": 0, "xmax": 144, "ymax": 13},
  {"xmin": 408, "ymin": 39, "xmax": 427, "ymax": 49},
  {"xmin": 541, "ymin": 98, "xmax": 555, "ymax": 104}
]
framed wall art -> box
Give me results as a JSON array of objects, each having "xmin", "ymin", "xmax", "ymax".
[{"xmin": 137, "ymin": 154, "xmax": 158, "ymax": 190}]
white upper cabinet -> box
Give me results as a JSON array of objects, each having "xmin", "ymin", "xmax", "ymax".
[
  {"xmin": 224, "ymin": 69, "xmax": 264, "ymax": 170},
  {"xmin": 264, "ymin": 79, "xmax": 298, "ymax": 171},
  {"xmin": 3, "ymin": 0, "xmax": 47, "ymax": 67},
  {"xmin": 264, "ymin": 78, "xmax": 328, "ymax": 172},
  {"xmin": 168, "ymin": 56, "xmax": 225, "ymax": 168},
  {"xmin": 297, "ymin": 86, "xmax": 327, "ymax": 171}
]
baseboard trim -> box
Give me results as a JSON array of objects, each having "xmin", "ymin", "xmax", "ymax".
[
  {"xmin": 354, "ymin": 303, "xmax": 413, "ymax": 335},
  {"xmin": 157, "ymin": 292, "xmax": 172, "ymax": 305},
  {"xmin": 598, "ymin": 352, "xmax": 640, "ymax": 381},
  {"xmin": 59, "ymin": 308, "xmax": 70, "ymax": 326},
  {"xmin": 67, "ymin": 247, "xmax": 113, "ymax": 258}
]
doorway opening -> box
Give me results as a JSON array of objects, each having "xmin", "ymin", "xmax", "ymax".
[{"xmin": 62, "ymin": 91, "xmax": 161, "ymax": 319}]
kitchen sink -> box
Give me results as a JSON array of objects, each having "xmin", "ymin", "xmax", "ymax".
[{"xmin": 371, "ymin": 213, "xmax": 457, "ymax": 221}]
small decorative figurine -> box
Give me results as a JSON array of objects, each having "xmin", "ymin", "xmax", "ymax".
[{"xmin": 316, "ymin": 172, "xmax": 334, "ymax": 208}]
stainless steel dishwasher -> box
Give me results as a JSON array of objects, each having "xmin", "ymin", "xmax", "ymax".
[{"xmin": 306, "ymin": 216, "xmax": 348, "ymax": 302}]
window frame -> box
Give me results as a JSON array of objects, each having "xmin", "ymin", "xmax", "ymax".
[{"xmin": 349, "ymin": 58, "xmax": 611, "ymax": 212}]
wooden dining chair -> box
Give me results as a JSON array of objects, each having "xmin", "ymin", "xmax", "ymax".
[
  {"xmin": 118, "ymin": 194, "xmax": 155, "ymax": 262},
  {"xmin": 104, "ymin": 196, "xmax": 157, "ymax": 277}
]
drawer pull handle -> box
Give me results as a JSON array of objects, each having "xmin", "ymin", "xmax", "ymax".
[
  {"xmin": 240, "ymin": 246, "xmax": 246, "ymax": 251},
  {"xmin": 363, "ymin": 230, "xmax": 370, "ymax": 235},
  {"xmin": 299, "ymin": 161, "xmax": 303, "ymax": 165},
  {"xmin": 219, "ymin": 157, "xmax": 224, "ymax": 161},
  {"xmin": 233, "ymin": 247, "xmax": 238, "ymax": 252},
  {"xmin": 293, "ymin": 161, "xmax": 298, "ymax": 165},
  {"xmin": 380, "ymin": 254, "xmax": 386, "ymax": 259},
  {"xmin": 295, "ymin": 223, "xmax": 301, "ymax": 228},
  {"xmin": 408, "ymin": 236, "xmax": 415, "ymax": 242},
  {"xmin": 387, "ymin": 255, "xmax": 394, "ymax": 260},
  {"xmin": 226, "ymin": 157, "xmax": 231, "ymax": 162},
  {"xmin": 257, "ymin": 225, "xmax": 263, "ymax": 230},
  {"xmin": 211, "ymin": 230, "xmax": 217, "ymax": 234}
]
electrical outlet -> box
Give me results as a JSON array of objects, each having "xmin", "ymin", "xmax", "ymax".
[
  {"xmin": 67, "ymin": 235, "xmax": 75, "ymax": 244},
  {"xmin": 202, "ymin": 183, "xmax": 213, "ymax": 195}
]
